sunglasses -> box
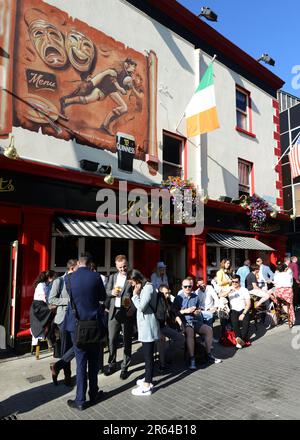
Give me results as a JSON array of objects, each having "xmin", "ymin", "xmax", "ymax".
[{"xmin": 183, "ymin": 285, "xmax": 193, "ymax": 289}]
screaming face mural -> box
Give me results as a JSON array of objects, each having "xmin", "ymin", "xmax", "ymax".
[
  {"xmin": 28, "ymin": 18, "xmax": 68, "ymax": 69},
  {"xmin": 1, "ymin": 0, "xmax": 158, "ymax": 176}
]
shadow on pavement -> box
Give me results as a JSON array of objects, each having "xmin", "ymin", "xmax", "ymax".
[{"xmin": 0, "ymin": 380, "xmax": 73, "ymax": 417}]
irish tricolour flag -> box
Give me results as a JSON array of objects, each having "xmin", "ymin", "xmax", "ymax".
[{"xmin": 185, "ymin": 61, "xmax": 219, "ymax": 137}]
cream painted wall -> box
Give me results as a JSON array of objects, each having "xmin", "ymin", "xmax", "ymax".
[
  {"xmin": 199, "ymin": 52, "xmax": 278, "ymax": 206},
  {"xmin": 7, "ymin": 0, "xmax": 197, "ymax": 186}
]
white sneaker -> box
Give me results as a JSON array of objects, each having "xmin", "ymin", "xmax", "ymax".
[
  {"xmin": 236, "ymin": 337, "xmax": 245, "ymax": 347},
  {"xmin": 131, "ymin": 384, "xmax": 153, "ymax": 396},
  {"xmin": 207, "ymin": 354, "xmax": 222, "ymax": 364},
  {"xmin": 236, "ymin": 343, "xmax": 243, "ymax": 349},
  {"xmin": 136, "ymin": 377, "xmax": 145, "ymax": 386}
]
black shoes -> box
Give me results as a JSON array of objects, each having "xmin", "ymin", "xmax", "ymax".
[
  {"xmin": 120, "ymin": 370, "xmax": 129, "ymax": 380},
  {"xmin": 50, "ymin": 363, "xmax": 58, "ymax": 386},
  {"xmin": 104, "ymin": 364, "xmax": 116, "ymax": 376},
  {"xmin": 64, "ymin": 375, "xmax": 73, "ymax": 387},
  {"xmin": 67, "ymin": 399, "xmax": 87, "ymax": 411},
  {"xmin": 89, "ymin": 390, "xmax": 104, "ymax": 405}
]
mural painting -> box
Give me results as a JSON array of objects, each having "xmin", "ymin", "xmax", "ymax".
[{"xmin": 0, "ymin": 0, "xmax": 158, "ymax": 175}]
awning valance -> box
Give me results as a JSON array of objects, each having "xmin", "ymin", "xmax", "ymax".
[
  {"xmin": 207, "ymin": 232, "xmax": 274, "ymax": 251},
  {"xmin": 57, "ymin": 216, "xmax": 157, "ymax": 241}
]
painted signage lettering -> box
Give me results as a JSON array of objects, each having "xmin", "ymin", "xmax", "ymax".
[
  {"xmin": 26, "ymin": 69, "xmax": 57, "ymax": 91},
  {"xmin": 0, "ymin": 178, "xmax": 14, "ymax": 192}
]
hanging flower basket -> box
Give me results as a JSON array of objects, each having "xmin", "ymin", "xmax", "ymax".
[
  {"xmin": 239, "ymin": 194, "xmax": 271, "ymax": 231},
  {"xmin": 160, "ymin": 176, "xmax": 200, "ymax": 220}
]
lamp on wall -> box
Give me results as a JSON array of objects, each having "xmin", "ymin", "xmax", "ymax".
[
  {"xmin": 198, "ymin": 7, "xmax": 218, "ymax": 22},
  {"xmin": 257, "ymin": 53, "xmax": 275, "ymax": 66},
  {"xmin": 3, "ymin": 136, "xmax": 19, "ymax": 160},
  {"xmin": 104, "ymin": 172, "xmax": 114, "ymax": 185}
]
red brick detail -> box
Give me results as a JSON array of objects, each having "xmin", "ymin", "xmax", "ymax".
[
  {"xmin": 277, "ymin": 140, "xmax": 281, "ymax": 149},
  {"xmin": 276, "ymin": 198, "xmax": 284, "ymax": 207},
  {"xmin": 274, "ymin": 148, "xmax": 281, "ymax": 157},
  {"xmin": 274, "ymin": 132, "xmax": 280, "ymax": 141},
  {"xmin": 273, "ymin": 115, "xmax": 279, "ymax": 124},
  {"xmin": 279, "ymin": 189, "xmax": 284, "ymax": 198},
  {"xmin": 273, "ymin": 100, "xmax": 279, "ymax": 110},
  {"xmin": 276, "ymin": 181, "xmax": 282, "ymax": 190}
]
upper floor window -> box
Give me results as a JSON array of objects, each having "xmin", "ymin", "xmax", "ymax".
[
  {"xmin": 294, "ymin": 184, "xmax": 300, "ymax": 217},
  {"xmin": 162, "ymin": 132, "xmax": 184, "ymax": 180},
  {"xmin": 236, "ymin": 87, "xmax": 254, "ymax": 137},
  {"xmin": 238, "ymin": 158, "xmax": 253, "ymax": 197}
]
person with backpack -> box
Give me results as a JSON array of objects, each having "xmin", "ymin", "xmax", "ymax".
[
  {"xmin": 156, "ymin": 284, "xmax": 185, "ymax": 372},
  {"xmin": 48, "ymin": 259, "xmax": 78, "ymax": 386},
  {"xmin": 128, "ymin": 269, "xmax": 160, "ymax": 396}
]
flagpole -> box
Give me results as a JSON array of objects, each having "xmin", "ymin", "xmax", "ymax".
[{"xmin": 274, "ymin": 130, "xmax": 300, "ymax": 169}]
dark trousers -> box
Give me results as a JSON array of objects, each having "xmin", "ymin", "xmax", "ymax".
[
  {"xmin": 142, "ymin": 341, "xmax": 155, "ymax": 384},
  {"xmin": 230, "ymin": 310, "xmax": 250, "ymax": 341},
  {"xmin": 55, "ymin": 323, "xmax": 74, "ymax": 376},
  {"xmin": 71, "ymin": 332, "xmax": 101, "ymax": 405},
  {"xmin": 293, "ymin": 280, "xmax": 300, "ymax": 306},
  {"xmin": 108, "ymin": 316, "xmax": 134, "ymax": 371}
]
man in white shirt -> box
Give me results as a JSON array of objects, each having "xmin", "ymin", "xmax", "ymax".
[
  {"xmin": 256, "ymin": 257, "xmax": 274, "ymax": 289},
  {"xmin": 219, "ymin": 274, "xmax": 251, "ymax": 349},
  {"xmin": 195, "ymin": 278, "xmax": 219, "ymax": 327},
  {"xmin": 105, "ymin": 255, "xmax": 135, "ymax": 379}
]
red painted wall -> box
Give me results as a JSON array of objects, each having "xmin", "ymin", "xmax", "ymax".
[{"xmin": 18, "ymin": 207, "xmax": 52, "ymax": 332}]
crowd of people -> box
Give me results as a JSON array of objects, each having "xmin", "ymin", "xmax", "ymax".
[{"xmin": 29, "ymin": 253, "xmax": 299, "ymax": 410}]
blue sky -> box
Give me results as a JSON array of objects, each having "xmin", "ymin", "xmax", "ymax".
[{"xmin": 178, "ymin": 0, "xmax": 300, "ymax": 96}]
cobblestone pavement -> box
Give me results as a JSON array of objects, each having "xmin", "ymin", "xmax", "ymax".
[{"xmin": 1, "ymin": 317, "xmax": 300, "ymax": 421}]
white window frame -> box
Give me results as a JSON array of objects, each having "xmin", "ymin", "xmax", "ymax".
[
  {"xmin": 162, "ymin": 131, "xmax": 184, "ymax": 179},
  {"xmin": 50, "ymin": 234, "xmax": 134, "ymax": 274},
  {"xmin": 236, "ymin": 87, "xmax": 249, "ymax": 132},
  {"xmin": 206, "ymin": 244, "xmax": 249, "ymax": 274}
]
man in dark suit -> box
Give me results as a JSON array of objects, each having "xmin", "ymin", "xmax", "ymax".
[
  {"xmin": 64, "ymin": 254, "xmax": 106, "ymax": 411},
  {"xmin": 105, "ymin": 255, "xmax": 135, "ymax": 379}
]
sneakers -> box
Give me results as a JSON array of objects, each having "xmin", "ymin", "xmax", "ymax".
[
  {"xmin": 189, "ymin": 357, "xmax": 197, "ymax": 370},
  {"xmin": 131, "ymin": 384, "xmax": 153, "ymax": 396},
  {"xmin": 236, "ymin": 337, "xmax": 245, "ymax": 347},
  {"xmin": 136, "ymin": 377, "xmax": 145, "ymax": 386},
  {"xmin": 244, "ymin": 341, "xmax": 252, "ymax": 347},
  {"xmin": 207, "ymin": 354, "xmax": 222, "ymax": 364},
  {"xmin": 236, "ymin": 343, "xmax": 243, "ymax": 349}
]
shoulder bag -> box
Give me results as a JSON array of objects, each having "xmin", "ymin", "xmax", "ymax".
[{"xmin": 66, "ymin": 274, "xmax": 102, "ymax": 349}]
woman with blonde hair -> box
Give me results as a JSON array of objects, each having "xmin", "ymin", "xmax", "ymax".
[{"xmin": 217, "ymin": 259, "xmax": 233, "ymax": 289}]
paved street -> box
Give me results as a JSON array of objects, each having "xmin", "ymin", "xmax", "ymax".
[{"xmin": 1, "ymin": 317, "xmax": 300, "ymax": 421}]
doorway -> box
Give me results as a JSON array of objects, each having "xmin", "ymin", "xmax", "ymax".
[
  {"xmin": 160, "ymin": 245, "xmax": 185, "ymax": 294},
  {"xmin": 0, "ymin": 227, "xmax": 18, "ymax": 348}
]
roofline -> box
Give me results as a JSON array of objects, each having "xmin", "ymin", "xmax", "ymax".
[{"xmin": 133, "ymin": 0, "xmax": 285, "ymax": 91}]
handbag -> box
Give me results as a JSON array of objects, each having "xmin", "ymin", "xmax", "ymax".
[
  {"xmin": 219, "ymin": 329, "xmax": 236, "ymax": 347},
  {"xmin": 66, "ymin": 275, "xmax": 103, "ymax": 349}
]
